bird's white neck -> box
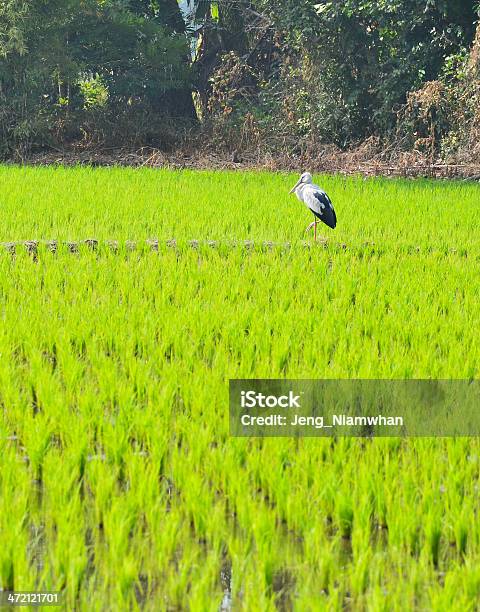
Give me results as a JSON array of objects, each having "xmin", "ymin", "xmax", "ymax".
[{"xmin": 294, "ymin": 182, "xmax": 310, "ymax": 200}]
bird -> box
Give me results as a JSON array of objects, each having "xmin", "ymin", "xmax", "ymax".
[{"xmin": 289, "ymin": 172, "xmax": 336, "ymax": 241}]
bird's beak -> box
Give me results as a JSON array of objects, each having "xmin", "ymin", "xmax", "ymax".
[{"xmin": 289, "ymin": 178, "xmax": 302, "ymax": 194}]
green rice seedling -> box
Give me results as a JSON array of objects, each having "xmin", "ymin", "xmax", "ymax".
[{"xmin": 0, "ymin": 166, "xmax": 480, "ymax": 608}]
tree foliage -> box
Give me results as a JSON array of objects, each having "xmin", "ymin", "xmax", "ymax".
[
  {"xmin": 242, "ymin": 0, "xmax": 479, "ymax": 146},
  {"xmin": 0, "ymin": 0, "xmax": 193, "ymax": 157},
  {"xmin": 0, "ymin": 0, "xmax": 479, "ymax": 158}
]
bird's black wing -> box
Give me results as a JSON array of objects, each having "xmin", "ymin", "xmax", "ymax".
[{"xmin": 305, "ymin": 189, "xmax": 337, "ymax": 229}]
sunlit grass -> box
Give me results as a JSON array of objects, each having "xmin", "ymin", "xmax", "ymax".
[
  {"xmin": 1, "ymin": 165, "xmax": 479, "ymax": 248},
  {"xmin": 0, "ymin": 166, "xmax": 479, "ymax": 609}
]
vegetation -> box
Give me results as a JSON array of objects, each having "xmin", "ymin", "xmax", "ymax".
[
  {"xmin": 203, "ymin": 0, "xmax": 479, "ymax": 150},
  {"xmin": 1, "ymin": 166, "xmax": 480, "ymax": 608},
  {"xmin": 0, "ymin": 0, "xmax": 193, "ymax": 158},
  {"xmin": 0, "ymin": 2, "xmax": 479, "ymax": 162}
]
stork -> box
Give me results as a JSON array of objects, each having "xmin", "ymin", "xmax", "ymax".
[{"xmin": 289, "ymin": 172, "xmax": 337, "ymax": 241}]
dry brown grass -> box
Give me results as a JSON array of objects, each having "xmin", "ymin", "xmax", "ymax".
[{"xmin": 21, "ymin": 144, "xmax": 479, "ymax": 181}]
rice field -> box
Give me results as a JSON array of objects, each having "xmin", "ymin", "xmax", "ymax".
[{"xmin": 1, "ymin": 165, "xmax": 480, "ymax": 610}]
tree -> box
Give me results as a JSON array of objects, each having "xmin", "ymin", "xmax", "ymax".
[
  {"xmin": 0, "ymin": 0, "xmax": 195, "ymax": 157},
  {"xmin": 254, "ymin": 0, "xmax": 479, "ymax": 143}
]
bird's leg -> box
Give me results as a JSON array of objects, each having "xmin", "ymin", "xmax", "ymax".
[{"xmin": 304, "ymin": 218, "xmax": 319, "ymax": 241}]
